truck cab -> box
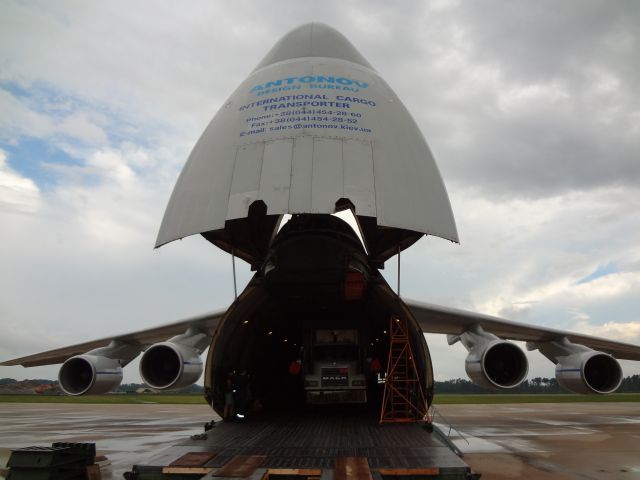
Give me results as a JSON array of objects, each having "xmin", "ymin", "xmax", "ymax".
[{"xmin": 303, "ymin": 328, "xmax": 367, "ymax": 405}]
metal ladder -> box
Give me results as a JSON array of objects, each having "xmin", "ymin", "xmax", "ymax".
[{"xmin": 379, "ymin": 316, "xmax": 429, "ymax": 424}]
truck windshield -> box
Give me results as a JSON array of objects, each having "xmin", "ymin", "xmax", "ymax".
[{"xmin": 313, "ymin": 345, "xmax": 359, "ymax": 362}]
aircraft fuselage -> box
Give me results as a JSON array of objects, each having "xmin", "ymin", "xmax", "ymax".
[{"xmin": 203, "ymin": 214, "xmax": 434, "ymax": 416}]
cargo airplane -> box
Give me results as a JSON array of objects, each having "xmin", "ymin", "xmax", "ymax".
[{"xmin": 4, "ymin": 23, "xmax": 640, "ymax": 418}]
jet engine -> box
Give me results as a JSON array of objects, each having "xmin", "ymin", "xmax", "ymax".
[
  {"xmin": 139, "ymin": 342, "xmax": 203, "ymax": 390},
  {"xmin": 58, "ymin": 341, "xmax": 141, "ymax": 395},
  {"xmin": 59, "ymin": 354, "xmax": 123, "ymax": 395},
  {"xmin": 529, "ymin": 337, "xmax": 623, "ymax": 394},
  {"xmin": 555, "ymin": 351, "xmax": 623, "ymax": 394},
  {"xmin": 139, "ymin": 328, "xmax": 211, "ymax": 390},
  {"xmin": 449, "ymin": 325, "xmax": 528, "ymax": 389},
  {"xmin": 533, "ymin": 338, "xmax": 623, "ymax": 395},
  {"xmin": 465, "ymin": 340, "xmax": 529, "ymax": 389}
]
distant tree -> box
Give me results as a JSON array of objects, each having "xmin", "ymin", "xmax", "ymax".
[
  {"xmin": 115, "ymin": 382, "xmax": 204, "ymax": 394},
  {"xmin": 434, "ymin": 375, "xmax": 640, "ymax": 394},
  {"xmin": 619, "ymin": 374, "xmax": 640, "ymax": 393}
]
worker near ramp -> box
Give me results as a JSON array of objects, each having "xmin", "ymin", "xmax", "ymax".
[{"xmin": 234, "ymin": 370, "xmax": 252, "ymax": 421}]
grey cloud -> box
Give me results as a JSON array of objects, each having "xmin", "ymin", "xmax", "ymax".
[
  {"xmin": 349, "ymin": 1, "xmax": 640, "ymax": 199},
  {"xmin": 430, "ymin": 1, "xmax": 640, "ymax": 197},
  {"xmin": 439, "ymin": 106, "xmax": 640, "ymax": 198},
  {"xmin": 458, "ymin": 1, "xmax": 640, "ymax": 85}
]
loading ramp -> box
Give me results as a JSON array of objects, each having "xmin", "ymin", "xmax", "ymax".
[{"xmin": 126, "ymin": 411, "xmax": 478, "ymax": 480}]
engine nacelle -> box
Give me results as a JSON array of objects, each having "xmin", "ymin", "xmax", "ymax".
[
  {"xmin": 139, "ymin": 341, "xmax": 203, "ymax": 390},
  {"xmin": 529, "ymin": 337, "xmax": 624, "ymax": 395},
  {"xmin": 58, "ymin": 355, "xmax": 123, "ymax": 395},
  {"xmin": 465, "ymin": 340, "xmax": 529, "ymax": 389},
  {"xmin": 449, "ymin": 325, "xmax": 529, "ymax": 390},
  {"xmin": 556, "ymin": 351, "xmax": 622, "ymax": 394}
]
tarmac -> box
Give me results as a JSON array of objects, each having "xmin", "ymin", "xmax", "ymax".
[
  {"xmin": 435, "ymin": 402, "xmax": 640, "ymax": 479},
  {"xmin": 0, "ymin": 401, "xmax": 639, "ymax": 479}
]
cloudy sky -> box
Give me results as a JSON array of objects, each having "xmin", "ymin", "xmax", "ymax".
[{"xmin": 1, "ymin": 0, "xmax": 639, "ymax": 384}]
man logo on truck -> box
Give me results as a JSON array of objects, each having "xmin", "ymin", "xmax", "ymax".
[{"xmin": 303, "ymin": 329, "xmax": 367, "ymax": 405}]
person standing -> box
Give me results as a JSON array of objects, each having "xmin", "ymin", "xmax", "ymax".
[
  {"xmin": 223, "ymin": 371, "xmax": 235, "ymax": 420},
  {"xmin": 234, "ymin": 370, "xmax": 251, "ymax": 420}
]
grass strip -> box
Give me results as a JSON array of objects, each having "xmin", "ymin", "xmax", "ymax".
[
  {"xmin": 1, "ymin": 393, "xmax": 638, "ymax": 404},
  {"xmin": 0, "ymin": 394, "xmax": 208, "ymax": 404},
  {"xmin": 433, "ymin": 393, "xmax": 640, "ymax": 404}
]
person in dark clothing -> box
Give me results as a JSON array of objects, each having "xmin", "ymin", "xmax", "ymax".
[
  {"xmin": 234, "ymin": 370, "xmax": 251, "ymax": 420},
  {"xmin": 223, "ymin": 372, "xmax": 235, "ymax": 420}
]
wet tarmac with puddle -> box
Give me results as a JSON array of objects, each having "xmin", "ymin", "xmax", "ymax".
[{"xmin": 0, "ymin": 402, "xmax": 638, "ymax": 479}]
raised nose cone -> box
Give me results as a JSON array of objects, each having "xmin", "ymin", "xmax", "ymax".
[
  {"xmin": 156, "ymin": 23, "xmax": 458, "ymax": 265},
  {"xmin": 253, "ymin": 22, "xmax": 373, "ymax": 71}
]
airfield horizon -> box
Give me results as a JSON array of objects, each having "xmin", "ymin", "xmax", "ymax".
[{"xmin": 1, "ymin": 392, "xmax": 639, "ymax": 405}]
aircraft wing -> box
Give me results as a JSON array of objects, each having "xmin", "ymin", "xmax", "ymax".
[
  {"xmin": 406, "ymin": 298, "xmax": 640, "ymax": 361},
  {"xmin": 0, "ymin": 309, "xmax": 226, "ymax": 367}
]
